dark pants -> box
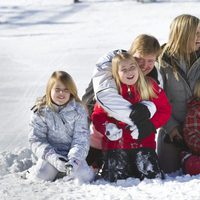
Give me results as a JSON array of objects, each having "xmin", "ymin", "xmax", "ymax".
[
  {"xmin": 98, "ymin": 148, "xmax": 164, "ymax": 182},
  {"xmin": 86, "ymin": 147, "xmax": 103, "ymax": 169}
]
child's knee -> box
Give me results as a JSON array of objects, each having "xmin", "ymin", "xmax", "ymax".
[
  {"xmin": 27, "ymin": 159, "xmax": 58, "ymax": 181},
  {"xmin": 182, "ymin": 153, "xmax": 200, "ymax": 175}
]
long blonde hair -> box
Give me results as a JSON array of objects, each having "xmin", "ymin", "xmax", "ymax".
[
  {"xmin": 129, "ymin": 34, "xmax": 161, "ymax": 58},
  {"xmin": 162, "ymin": 14, "xmax": 199, "ymax": 65},
  {"xmin": 112, "ymin": 52, "xmax": 157, "ymax": 100},
  {"xmin": 194, "ymin": 79, "xmax": 200, "ymax": 99},
  {"xmin": 34, "ymin": 71, "xmax": 81, "ymax": 111}
]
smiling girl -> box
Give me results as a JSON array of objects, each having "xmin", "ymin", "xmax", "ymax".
[
  {"xmin": 28, "ymin": 71, "xmax": 94, "ymax": 182},
  {"xmin": 91, "ymin": 52, "xmax": 171, "ymax": 182}
]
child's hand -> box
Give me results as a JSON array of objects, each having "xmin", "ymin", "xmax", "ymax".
[
  {"xmin": 56, "ymin": 157, "xmax": 68, "ymax": 172},
  {"xmin": 45, "ymin": 152, "xmax": 68, "ymax": 172},
  {"xmin": 129, "ymin": 103, "xmax": 151, "ymax": 124},
  {"xmin": 65, "ymin": 158, "xmax": 80, "ymax": 176},
  {"xmin": 65, "ymin": 164, "xmax": 73, "ymax": 176},
  {"xmin": 136, "ymin": 119, "xmax": 156, "ymax": 140},
  {"xmin": 129, "ymin": 101, "xmax": 156, "ymax": 125}
]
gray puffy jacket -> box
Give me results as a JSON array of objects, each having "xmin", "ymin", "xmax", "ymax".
[{"xmin": 29, "ymin": 99, "xmax": 89, "ymax": 161}]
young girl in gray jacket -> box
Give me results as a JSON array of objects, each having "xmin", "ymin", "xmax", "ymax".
[{"xmin": 27, "ymin": 71, "xmax": 94, "ymax": 182}]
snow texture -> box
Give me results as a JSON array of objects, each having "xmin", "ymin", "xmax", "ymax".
[{"xmin": 0, "ymin": 0, "xmax": 200, "ymax": 199}]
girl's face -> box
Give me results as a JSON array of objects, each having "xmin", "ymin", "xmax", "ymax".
[
  {"xmin": 118, "ymin": 59, "xmax": 139, "ymax": 85},
  {"xmin": 195, "ymin": 23, "xmax": 200, "ymax": 51},
  {"xmin": 51, "ymin": 80, "xmax": 70, "ymax": 106},
  {"xmin": 133, "ymin": 51, "xmax": 156, "ymax": 75}
]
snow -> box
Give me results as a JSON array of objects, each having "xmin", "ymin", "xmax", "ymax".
[{"xmin": 0, "ymin": 0, "xmax": 200, "ymax": 199}]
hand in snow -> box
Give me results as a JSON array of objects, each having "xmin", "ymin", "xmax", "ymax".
[
  {"xmin": 45, "ymin": 152, "xmax": 69, "ymax": 172},
  {"xmin": 65, "ymin": 164, "xmax": 73, "ymax": 176},
  {"xmin": 65, "ymin": 158, "xmax": 80, "ymax": 176}
]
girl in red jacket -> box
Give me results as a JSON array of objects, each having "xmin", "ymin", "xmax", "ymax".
[
  {"xmin": 91, "ymin": 52, "xmax": 171, "ymax": 182},
  {"xmin": 181, "ymin": 79, "xmax": 200, "ymax": 175}
]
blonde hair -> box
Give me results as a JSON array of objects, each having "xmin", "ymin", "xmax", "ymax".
[
  {"xmin": 35, "ymin": 71, "xmax": 80, "ymax": 111},
  {"xmin": 162, "ymin": 14, "xmax": 199, "ymax": 65},
  {"xmin": 129, "ymin": 34, "xmax": 161, "ymax": 57},
  {"xmin": 194, "ymin": 79, "xmax": 200, "ymax": 99},
  {"xmin": 112, "ymin": 52, "xmax": 157, "ymax": 100}
]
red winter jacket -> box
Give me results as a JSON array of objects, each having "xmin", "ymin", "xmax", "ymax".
[
  {"xmin": 91, "ymin": 79, "xmax": 171, "ymax": 150},
  {"xmin": 183, "ymin": 98, "xmax": 200, "ymax": 156}
]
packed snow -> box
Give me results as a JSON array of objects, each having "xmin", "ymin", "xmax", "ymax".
[{"xmin": 0, "ymin": 0, "xmax": 200, "ymax": 199}]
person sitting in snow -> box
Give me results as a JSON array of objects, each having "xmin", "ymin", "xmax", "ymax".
[
  {"xmin": 83, "ymin": 34, "xmax": 163, "ymax": 170},
  {"xmin": 27, "ymin": 71, "xmax": 94, "ymax": 182},
  {"xmin": 157, "ymin": 14, "xmax": 200, "ymax": 174},
  {"xmin": 181, "ymin": 79, "xmax": 200, "ymax": 176},
  {"xmin": 91, "ymin": 52, "xmax": 171, "ymax": 182}
]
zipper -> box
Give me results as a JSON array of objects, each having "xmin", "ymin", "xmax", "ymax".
[
  {"xmin": 61, "ymin": 117, "xmax": 65, "ymax": 125},
  {"xmin": 127, "ymin": 85, "xmax": 132, "ymax": 98}
]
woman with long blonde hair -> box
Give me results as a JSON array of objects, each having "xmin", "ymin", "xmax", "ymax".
[{"xmin": 157, "ymin": 14, "xmax": 200, "ymax": 174}]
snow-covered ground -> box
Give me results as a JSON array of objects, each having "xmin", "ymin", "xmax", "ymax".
[{"xmin": 0, "ymin": 0, "xmax": 200, "ymax": 199}]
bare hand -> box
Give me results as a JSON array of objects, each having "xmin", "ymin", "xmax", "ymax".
[{"xmin": 169, "ymin": 127, "xmax": 183, "ymax": 142}]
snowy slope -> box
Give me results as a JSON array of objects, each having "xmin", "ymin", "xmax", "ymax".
[{"xmin": 0, "ymin": 0, "xmax": 200, "ymax": 199}]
